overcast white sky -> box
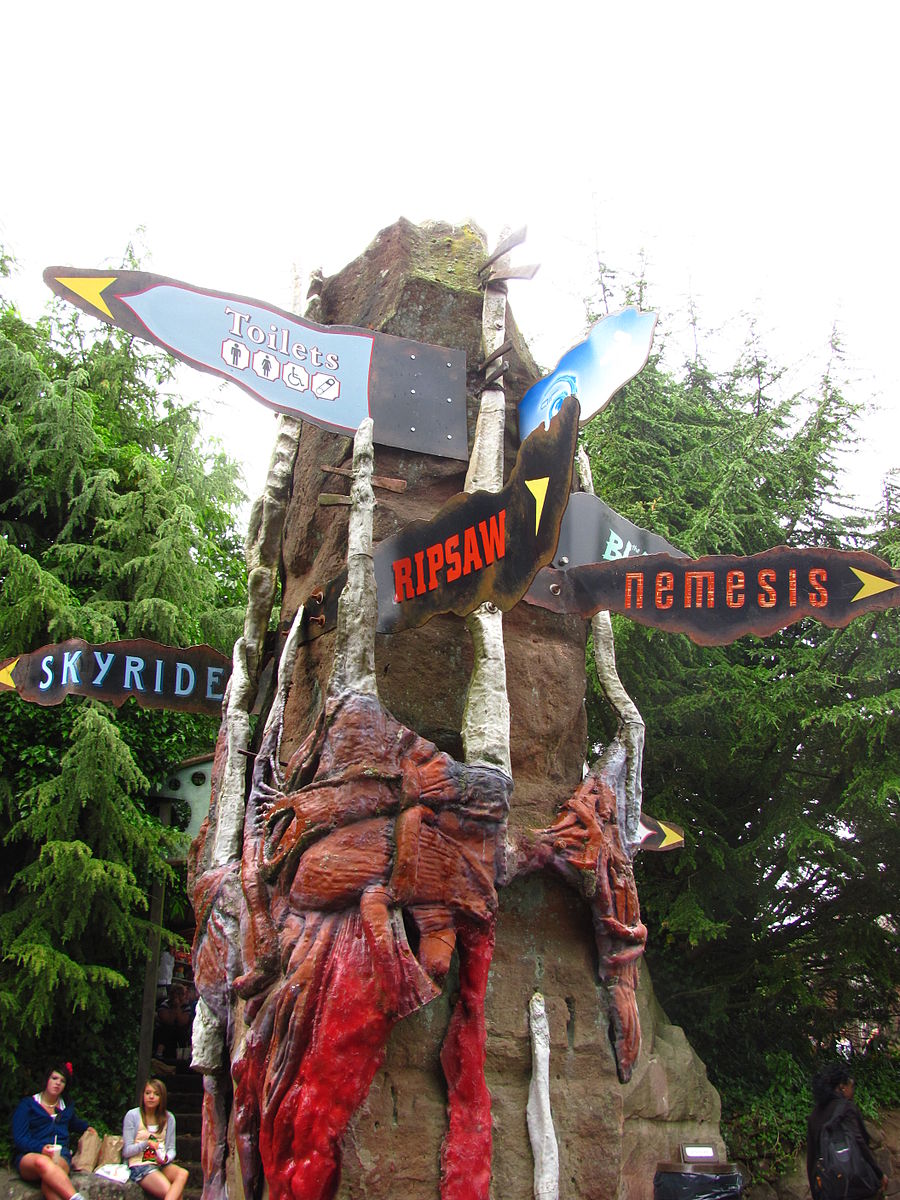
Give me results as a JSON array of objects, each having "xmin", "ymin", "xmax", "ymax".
[{"xmin": 2, "ymin": 1, "xmax": 897, "ymax": 512}]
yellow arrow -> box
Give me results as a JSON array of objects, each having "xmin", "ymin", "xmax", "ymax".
[
  {"xmin": 657, "ymin": 820, "xmax": 684, "ymax": 850},
  {"xmin": 526, "ymin": 477, "xmax": 549, "ymax": 535},
  {"xmin": 0, "ymin": 657, "xmax": 20, "ymax": 690},
  {"xmin": 850, "ymin": 567, "xmax": 899, "ymax": 603},
  {"xmin": 54, "ymin": 275, "xmax": 117, "ymax": 319}
]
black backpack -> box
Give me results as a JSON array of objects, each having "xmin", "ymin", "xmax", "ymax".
[{"xmin": 812, "ymin": 1100, "xmax": 882, "ymax": 1200}]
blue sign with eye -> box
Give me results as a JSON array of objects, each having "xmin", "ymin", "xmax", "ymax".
[{"xmin": 518, "ymin": 307, "xmax": 658, "ymax": 440}]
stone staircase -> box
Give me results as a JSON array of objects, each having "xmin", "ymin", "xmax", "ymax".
[{"xmin": 164, "ymin": 1066, "xmax": 204, "ymax": 1194}]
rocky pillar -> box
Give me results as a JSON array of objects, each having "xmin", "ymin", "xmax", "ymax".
[{"xmin": 191, "ymin": 219, "xmax": 724, "ymax": 1200}]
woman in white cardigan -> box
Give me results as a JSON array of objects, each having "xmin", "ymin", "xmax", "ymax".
[{"xmin": 122, "ymin": 1079, "xmax": 189, "ymax": 1200}]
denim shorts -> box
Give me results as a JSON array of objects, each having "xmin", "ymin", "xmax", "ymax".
[{"xmin": 128, "ymin": 1164, "xmax": 160, "ymax": 1182}]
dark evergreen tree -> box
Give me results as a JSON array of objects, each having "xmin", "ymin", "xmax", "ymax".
[
  {"xmin": 582, "ymin": 284, "xmax": 899, "ymax": 1178},
  {"xmin": 0, "ymin": 252, "xmax": 247, "ymax": 1130}
]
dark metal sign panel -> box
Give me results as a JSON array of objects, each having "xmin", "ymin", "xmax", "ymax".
[
  {"xmin": 525, "ymin": 546, "xmax": 900, "ymax": 645},
  {"xmin": 302, "ymin": 396, "xmax": 580, "ymax": 638},
  {"xmin": 0, "ymin": 639, "xmax": 231, "ymax": 715},
  {"xmin": 517, "ymin": 307, "xmax": 657, "ymax": 440},
  {"xmin": 550, "ymin": 491, "xmax": 686, "ymax": 570},
  {"xmin": 43, "ymin": 268, "xmax": 468, "ymax": 461}
]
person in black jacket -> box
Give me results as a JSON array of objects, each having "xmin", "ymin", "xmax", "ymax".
[{"xmin": 807, "ymin": 1064, "xmax": 887, "ymax": 1198}]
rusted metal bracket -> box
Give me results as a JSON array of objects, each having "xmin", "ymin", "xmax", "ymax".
[
  {"xmin": 481, "ymin": 339, "xmax": 514, "ymax": 370},
  {"xmin": 481, "ymin": 262, "xmax": 540, "ymax": 285},
  {"xmin": 477, "ymin": 362, "xmax": 509, "ymax": 394},
  {"xmin": 321, "ymin": 464, "xmax": 407, "ymax": 493},
  {"xmin": 478, "ymin": 225, "xmax": 538, "ymax": 288},
  {"xmin": 474, "ymin": 340, "xmax": 513, "ymax": 395},
  {"xmin": 478, "ymin": 226, "xmax": 528, "ymax": 276}
]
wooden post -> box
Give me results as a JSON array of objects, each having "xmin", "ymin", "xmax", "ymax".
[{"xmin": 136, "ymin": 799, "xmax": 170, "ymax": 1101}]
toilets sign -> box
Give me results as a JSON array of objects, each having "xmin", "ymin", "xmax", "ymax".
[{"xmin": 44, "ymin": 268, "xmax": 468, "ymax": 460}]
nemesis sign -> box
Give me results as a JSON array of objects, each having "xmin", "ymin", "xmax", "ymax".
[
  {"xmin": 0, "ymin": 639, "xmax": 232, "ymax": 716},
  {"xmin": 526, "ymin": 546, "xmax": 900, "ymax": 645},
  {"xmin": 44, "ymin": 268, "xmax": 468, "ymax": 460}
]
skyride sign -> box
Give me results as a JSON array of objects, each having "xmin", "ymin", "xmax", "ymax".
[
  {"xmin": 44, "ymin": 268, "xmax": 468, "ymax": 460},
  {"xmin": 0, "ymin": 639, "xmax": 231, "ymax": 716}
]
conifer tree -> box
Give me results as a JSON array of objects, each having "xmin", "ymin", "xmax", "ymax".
[
  {"xmin": 582, "ymin": 281, "xmax": 899, "ymax": 1176},
  {"xmin": 0, "ymin": 253, "xmax": 247, "ymax": 1124}
]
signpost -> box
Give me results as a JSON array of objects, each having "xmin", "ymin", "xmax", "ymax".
[
  {"xmin": 549, "ymin": 491, "xmax": 686, "ymax": 570},
  {"xmin": 44, "ymin": 268, "xmax": 468, "ymax": 460},
  {"xmin": 635, "ymin": 814, "xmax": 685, "ymax": 852},
  {"xmin": 0, "ymin": 638, "xmax": 231, "ymax": 716},
  {"xmin": 525, "ymin": 546, "xmax": 900, "ymax": 645}
]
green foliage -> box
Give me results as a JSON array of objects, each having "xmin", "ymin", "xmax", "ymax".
[
  {"xmin": 583, "ymin": 274, "xmax": 900, "ymax": 1179},
  {"xmin": 719, "ymin": 1049, "xmax": 900, "ymax": 1186},
  {"xmin": 721, "ymin": 1052, "xmax": 811, "ymax": 1184},
  {"xmin": 0, "ymin": 255, "xmax": 246, "ymax": 1124},
  {"xmin": 0, "ymin": 302, "xmax": 246, "ymax": 646}
]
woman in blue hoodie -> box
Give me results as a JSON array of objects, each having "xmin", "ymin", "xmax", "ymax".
[{"xmin": 11, "ymin": 1063, "xmax": 96, "ymax": 1200}]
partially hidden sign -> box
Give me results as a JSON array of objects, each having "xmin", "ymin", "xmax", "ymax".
[
  {"xmin": 44, "ymin": 268, "xmax": 468, "ymax": 461},
  {"xmin": 0, "ymin": 639, "xmax": 232, "ymax": 715},
  {"xmin": 303, "ymin": 396, "xmax": 581, "ymax": 637},
  {"xmin": 525, "ymin": 546, "xmax": 900, "ymax": 645},
  {"xmin": 518, "ymin": 307, "xmax": 657, "ymax": 440},
  {"xmin": 635, "ymin": 814, "xmax": 685, "ymax": 853},
  {"xmin": 551, "ymin": 491, "xmax": 686, "ymax": 570}
]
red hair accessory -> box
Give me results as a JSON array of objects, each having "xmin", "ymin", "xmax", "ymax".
[{"xmin": 65, "ymin": 1062, "xmax": 73, "ymax": 1073}]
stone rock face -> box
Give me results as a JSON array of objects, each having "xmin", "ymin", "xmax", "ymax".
[
  {"xmin": 0, "ymin": 1172, "xmax": 142, "ymax": 1200},
  {"xmin": 255, "ymin": 218, "xmax": 723, "ymax": 1198},
  {"xmin": 331, "ymin": 878, "xmax": 720, "ymax": 1200}
]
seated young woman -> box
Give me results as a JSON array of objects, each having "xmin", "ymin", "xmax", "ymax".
[
  {"xmin": 122, "ymin": 1078, "xmax": 189, "ymax": 1200},
  {"xmin": 11, "ymin": 1062, "xmax": 96, "ymax": 1200}
]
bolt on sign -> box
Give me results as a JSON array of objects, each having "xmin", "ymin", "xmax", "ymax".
[
  {"xmin": 525, "ymin": 546, "xmax": 900, "ymax": 645},
  {"xmin": 0, "ymin": 639, "xmax": 232, "ymax": 716},
  {"xmin": 43, "ymin": 268, "xmax": 468, "ymax": 460},
  {"xmin": 517, "ymin": 307, "xmax": 658, "ymax": 441},
  {"xmin": 302, "ymin": 396, "xmax": 581, "ymax": 638}
]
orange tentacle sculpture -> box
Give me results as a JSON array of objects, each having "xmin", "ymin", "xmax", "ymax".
[
  {"xmin": 230, "ymin": 690, "xmax": 510, "ymax": 1200},
  {"xmin": 511, "ymin": 739, "xmax": 648, "ymax": 1082}
]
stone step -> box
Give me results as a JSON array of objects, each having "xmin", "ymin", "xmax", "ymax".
[
  {"xmin": 160, "ymin": 1067, "xmax": 205, "ymax": 1092},
  {"xmin": 0, "ymin": 1169, "xmax": 202, "ymax": 1200},
  {"xmin": 178, "ymin": 1133, "xmax": 202, "ymax": 1165},
  {"xmin": 173, "ymin": 1111, "xmax": 203, "ymax": 1136},
  {"xmin": 184, "ymin": 1163, "xmax": 204, "ymax": 1190}
]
